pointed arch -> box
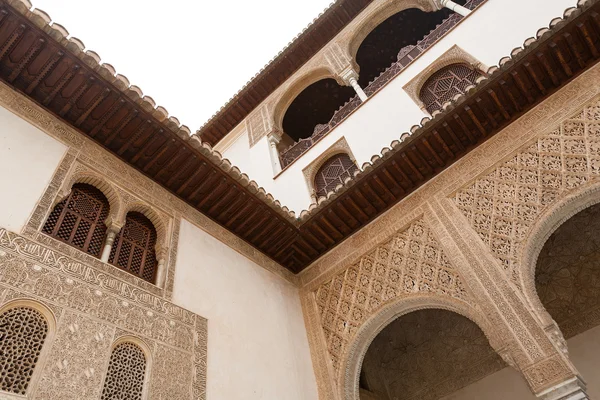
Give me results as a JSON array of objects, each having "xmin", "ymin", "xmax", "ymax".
[
  {"xmin": 302, "ymin": 137, "xmax": 358, "ymax": 201},
  {"xmin": 340, "ymin": 295, "xmax": 500, "ymax": 400}
]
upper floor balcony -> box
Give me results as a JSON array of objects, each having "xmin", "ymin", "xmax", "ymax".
[{"xmin": 216, "ymin": 0, "xmax": 579, "ymax": 214}]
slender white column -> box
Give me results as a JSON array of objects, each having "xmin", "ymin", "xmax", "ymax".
[
  {"xmin": 348, "ymin": 76, "xmax": 368, "ymax": 102},
  {"xmin": 268, "ymin": 134, "xmax": 282, "ymax": 175},
  {"xmin": 340, "ymin": 68, "xmax": 368, "ymax": 102},
  {"xmin": 441, "ymin": 0, "xmax": 472, "ymax": 17},
  {"xmin": 155, "ymin": 257, "xmax": 167, "ymax": 288},
  {"xmin": 100, "ymin": 229, "xmax": 118, "ymax": 263}
]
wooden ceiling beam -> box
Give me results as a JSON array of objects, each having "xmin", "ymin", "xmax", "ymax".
[
  {"xmin": 7, "ymin": 37, "xmax": 43, "ymax": 82},
  {"xmin": 105, "ymin": 110, "xmax": 140, "ymax": 146},
  {"xmin": 89, "ymin": 98, "xmax": 125, "ymax": 138},
  {"xmin": 25, "ymin": 50, "xmax": 64, "ymax": 94},
  {"xmin": 176, "ymin": 161, "xmax": 204, "ymax": 194}
]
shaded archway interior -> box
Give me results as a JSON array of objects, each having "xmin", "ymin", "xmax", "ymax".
[
  {"xmin": 355, "ymin": 2, "xmax": 467, "ymax": 88},
  {"xmin": 359, "ymin": 309, "xmax": 505, "ymax": 400},
  {"xmin": 535, "ymin": 202, "xmax": 600, "ymax": 339},
  {"xmin": 282, "ymin": 78, "xmax": 355, "ymax": 142}
]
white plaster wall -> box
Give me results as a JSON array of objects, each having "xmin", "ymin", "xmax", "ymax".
[
  {"xmin": 442, "ymin": 325, "xmax": 600, "ymax": 400},
  {"xmin": 0, "ymin": 105, "xmax": 67, "ymax": 232},
  {"xmin": 221, "ymin": 0, "xmax": 578, "ymax": 214},
  {"xmin": 172, "ymin": 219, "xmax": 318, "ymax": 400}
]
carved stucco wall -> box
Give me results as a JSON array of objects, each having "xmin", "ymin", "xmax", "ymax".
[
  {"xmin": 0, "ymin": 228, "xmax": 207, "ymax": 399},
  {"xmin": 299, "ymin": 55, "xmax": 600, "ymax": 400},
  {"xmin": 314, "ymin": 217, "xmax": 475, "ymax": 373},
  {"xmin": 0, "ymin": 79, "xmax": 214, "ymax": 399}
]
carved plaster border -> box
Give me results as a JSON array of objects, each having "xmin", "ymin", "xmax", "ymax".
[
  {"xmin": 302, "ymin": 136, "xmax": 358, "ymax": 202},
  {"xmin": 402, "ymin": 45, "xmax": 488, "ymax": 111},
  {"xmin": 0, "ymin": 80, "xmax": 297, "ymax": 286}
]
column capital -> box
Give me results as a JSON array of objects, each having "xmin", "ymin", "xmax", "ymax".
[
  {"xmin": 267, "ymin": 132, "xmax": 282, "ymax": 145},
  {"xmin": 537, "ymin": 377, "xmax": 589, "ymax": 400},
  {"xmin": 104, "ymin": 218, "xmax": 123, "ymax": 234},
  {"xmin": 339, "ymin": 66, "xmax": 360, "ymax": 86}
]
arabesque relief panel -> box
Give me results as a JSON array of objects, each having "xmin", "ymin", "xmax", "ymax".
[
  {"xmin": 314, "ymin": 217, "xmax": 474, "ymax": 372},
  {"xmin": 453, "ymin": 99, "xmax": 600, "ymax": 287},
  {"xmin": 0, "ymin": 228, "xmax": 207, "ymax": 400}
]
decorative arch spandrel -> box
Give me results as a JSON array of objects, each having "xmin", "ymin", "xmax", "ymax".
[
  {"xmin": 312, "ymin": 216, "xmax": 485, "ymax": 383},
  {"xmin": 452, "ymin": 96, "xmax": 600, "ymax": 296}
]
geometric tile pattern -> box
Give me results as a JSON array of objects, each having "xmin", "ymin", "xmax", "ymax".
[
  {"xmin": 315, "ymin": 218, "xmax": 471, "ymax": 371},
  {"xmin": 454, "ymin": 99, "xmax": 600, "ymax": 283}
]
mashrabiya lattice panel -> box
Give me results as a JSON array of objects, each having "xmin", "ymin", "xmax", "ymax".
[
  {"xmin": 109, "ymin": 212, "xmax": 158, "ymax": 283},
  {"xmin": 420, "ymin": 63, "xmax": 481, "ymax": 114},
  {"xmin": 0, "ymin": 307, "xmax": 48, "ymax": 395},
  {"xmin": 314, "ymin": 218, "xmax": 471, "ymax": 371},
  {"xmin": 42, "ymin": 183, "xmax": 110, "ymax": 258},
  {"xmin": 453, "ymin": 98, "xmax": 600, "ymax": 284},
  {"xmin": 101, "ymin": 342, "xmax": 146, "ymax": 400},
  {"xmin": 314, "ymin": 153, "xmax": 359, "ymax": 198}
]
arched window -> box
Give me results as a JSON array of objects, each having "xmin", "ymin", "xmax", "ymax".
[
  {"xmin": 282, "ymin": 78, "xmax": 355, "ymax": 143},
  {"xmin": 419, "ymin": 63, "xmax": 482, "ymax": 114},
  {"xmin": 42, "ymin": 183, "xmax": 110, "ymax": 258},
  {"xmin": 0, "ymin": 307, "xmax": 49, "ymax": 395},
  {"xmin": 314, "ymin": 153, "xmax": 358, "ymax": 198},
  {"xmin": 101, "ymin": 342, "xmax": 147, "ymax": 400},
  {"xmin": 355, "ymin": 6, "xmax": 462, "ymax": 87},
  {"xmin": 108, "ymin": 212, "xmax": 158, "ymax": 283}
]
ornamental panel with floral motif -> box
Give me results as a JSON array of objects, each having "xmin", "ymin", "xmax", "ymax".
[
  {"xmin": 453, "ymin": 99, "xmax": 600, "ymax": 284},
  {"xmin": 314, "ymin": 218, "xmax": 471, "ymax": 371}
]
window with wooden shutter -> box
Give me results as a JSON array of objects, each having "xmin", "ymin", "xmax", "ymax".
[
  {"xmin": 419, "ymin": 63, "xmax": 482, "ymax": 114},
  {"xmin": 42, "ymin": 183, "xmax": 110, "ymax": 258},
  {"xmin": 109, "ymin": 212, "xmax": 158, "ymax": 283},
  {"xmin": 314, "ymin": 154, "xmax": 358, "ymax": 198}
]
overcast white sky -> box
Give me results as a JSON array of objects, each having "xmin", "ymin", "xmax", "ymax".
[{"xmin": 33, "ymin": 0, "xmax": 333, "ymax": 131}]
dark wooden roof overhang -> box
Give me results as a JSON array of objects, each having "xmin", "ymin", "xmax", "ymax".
[
  {"xmin": 196, "ymin": 0, "xmax": 373, "ymax": 146},
  {"xmin": 0, "ymin": 0, "xmax": 599, "ymax": 274}
]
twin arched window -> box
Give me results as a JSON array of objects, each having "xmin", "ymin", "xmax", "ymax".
[
  {"xmin": 314, "ymin": 153, "xmax": 359, "ymax": 198},
  {"xmin": 419, "ymin": 63, "xmax": 482, "ymax": 114},
  {"xmin": 42, "ymin": 183, "xmax": 159, "ymax": 283}
]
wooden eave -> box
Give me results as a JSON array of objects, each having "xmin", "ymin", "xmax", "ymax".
[
  {"xmin": 196, "ymin": 0, "xmax": 373, "ymax": 146},
  {"xmin": 0, "ymin": 0, "xmax": 599, "ymax": 274}
]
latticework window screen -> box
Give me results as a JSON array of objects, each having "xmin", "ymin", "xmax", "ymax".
[
  {"xmin": 100, "ymin": 342, "xmax": 147, "ymax": 400},
  {"xmin": 419, "ymin": 63, "xmax": 482, "ymax": 114},
  {"xmin": 42, "ymin": 183, "xmax": 110, "ymax": 257},
  {"xmin": 0, "ymin": 307, "xmax": 48, "ymax": 395},
  {"xmin": 314, "ymin": 153, "xmax": 359, "ymax": 198},
  {"xmin": 109, "ymin": 212, "xmax": 158, "ymax": 283}
]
